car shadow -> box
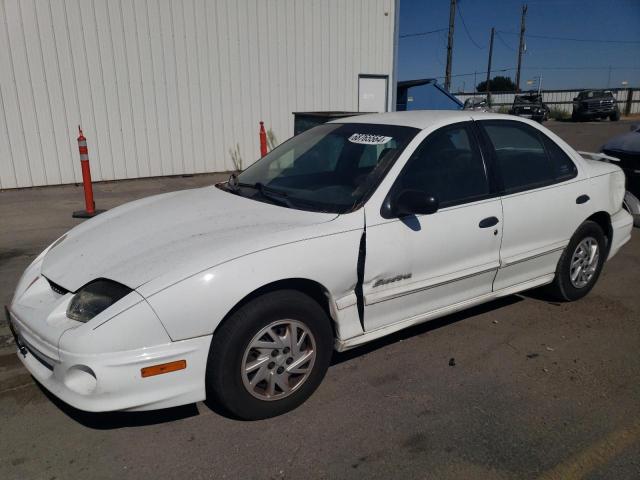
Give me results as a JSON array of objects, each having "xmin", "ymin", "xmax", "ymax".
[
  {"xmin": 39, "ymin": 294, "xmax": 527, "ymax": 427},
  {"xmin": 516, "ymin": 285, "xmax": 563, "ymax": 305},
  {"xmin": 34, "ymin": 381, "xmax": 200, "ymax": 429}
]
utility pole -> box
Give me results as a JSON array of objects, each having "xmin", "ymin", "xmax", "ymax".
[
  {"xmin": 515, "ymin": 4, "xmax": 527, "ymax": 93},
  {"xmin": 485, "ymin": 27, "xmax": 495, "ymax": 106},
  {"xmin": 538, "ymin": 73, "xmax": 543, "ymax": 94},
  {"xmin": 444, "ymin": 0, "xmax": 456, "ymax": 91}
]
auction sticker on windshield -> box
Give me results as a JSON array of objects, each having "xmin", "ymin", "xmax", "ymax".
[{"xmin": 348, "ymin": 133, "xmax": 392, "ymax": 145}]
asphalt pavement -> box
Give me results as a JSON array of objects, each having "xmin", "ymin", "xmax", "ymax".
[{"xmin": 1, "ymin": 119, "xmax": 639, "ymax": 480}]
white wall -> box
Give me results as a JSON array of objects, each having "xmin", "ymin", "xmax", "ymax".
[{"xmin": 0, "ymin": 0, "xmax": 397, "ymax": 189}]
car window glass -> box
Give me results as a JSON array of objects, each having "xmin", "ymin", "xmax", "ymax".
[
  {"xmin": 541, "ymin": 134, "xmax": 578, "ymax": 180},
  {"xmin": 397, "ymin": 123, "xmax": 489, "ymax": 207},
  {"xmin": 236, "ymin": 123, "xmax": 418, "ymax": 213},
  {"xmin": 274, "ymin": 134, "xmax": 345, "ymax": 178},
  {"xmin": 482, "ymin": 122, "xmax": 555, "ymax": 193},
  {"xmin": 358, "ymin": 140, "xmax": 400, "ymax": 168}
]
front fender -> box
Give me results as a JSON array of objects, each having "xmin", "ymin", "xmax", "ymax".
[{"xmin": 145, "ymin": 222, "xmax": 363, "ymax": 342}]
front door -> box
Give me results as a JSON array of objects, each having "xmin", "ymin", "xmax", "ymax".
[{"xmin": 362, "ymin": 122, "xmax": 503, "ymax": 332}]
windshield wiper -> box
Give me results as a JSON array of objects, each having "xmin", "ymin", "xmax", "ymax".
[
  {"xmin": 255, "ymin": 184, "xmax": 295, "ymax": 208},
  {"xmin": 227, "ymin": 175, "xmax": 294, "ymax": 208}
]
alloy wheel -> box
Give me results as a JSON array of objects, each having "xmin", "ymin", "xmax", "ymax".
[
  {"xmin": 241, "ymin": 319, "xmax": 316, "ymax": 401},
  {"xmin": 570, "ymin": 237, "xmax": 600, "ymax": 288}
]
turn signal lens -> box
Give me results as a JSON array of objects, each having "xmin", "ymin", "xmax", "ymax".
[{"xmin": 141, "ymin": 360, "xmax": 187, "ymax": 378}]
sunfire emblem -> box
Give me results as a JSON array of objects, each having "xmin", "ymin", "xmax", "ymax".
[{"xmin": 373, "ymin": 273, "xmax": 412, "ymax": 288}]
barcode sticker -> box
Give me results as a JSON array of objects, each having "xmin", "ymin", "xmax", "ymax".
[{"xmin": 348, "ymin": 133, "xmax": 392, "ymax": 145}]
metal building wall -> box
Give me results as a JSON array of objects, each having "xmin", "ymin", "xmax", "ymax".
[{"xmin": 0, "ymin": 0, "xmax": 397, "ymax": 189}]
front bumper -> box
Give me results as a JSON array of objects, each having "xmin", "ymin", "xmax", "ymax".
[
  {"xmin": 575, "ymin": 108, "xmax": 616, "ymax": 118},
  {"xmin": 512, "ymin": 111, "xmax": 544, "ymax": 121},
  {"xmin": 7, "ymin": 305, "xmax": 212, "ymax": 412},
  {"xmin": 608, "ymin": 208, "xmax": 634, "ymax": 260}
]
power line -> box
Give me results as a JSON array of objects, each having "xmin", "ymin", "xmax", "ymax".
[
  {"xmin": 399, "ymin": 28, "xmax": 448, "ymax": 39},
  {"xmin": 497, "ymin": 30, "xmax": 640, "ymax": 44},
  {"xmin": 525, "ymin": 65, "xmax": 640, "ymax": 71},
  {"xmin": 456, "ymin": 3, "xmax": 484, "ymax": 49},
  {"xmin": 496, "ymin": 31, "xmax": 516, "ymax": 51}
]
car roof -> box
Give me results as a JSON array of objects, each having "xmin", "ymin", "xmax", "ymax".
[{"xmin": 330, "ymin": 110, "xmax": 520, "ymax": 130}]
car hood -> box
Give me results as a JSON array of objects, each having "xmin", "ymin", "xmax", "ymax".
[{"xmin": 41, "ymin": 186, "xmax": 339, "ymax": 293}]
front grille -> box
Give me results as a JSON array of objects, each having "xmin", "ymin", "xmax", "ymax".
[
  {"xmin": 585, "ymin": 100, "xmax": 614, "ymax": 112},
  {"xmin": 45, "ymin": 277, "xmax": 70, "ymax": 295},
  {"xmin": 18, "ymin": 335, "xmax": 55, "ymax": 371},
  {"xmin": 25, "ymin": 344, "xmax": 54, "ymax": 371}
]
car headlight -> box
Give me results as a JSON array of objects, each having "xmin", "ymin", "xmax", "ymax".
[{"xmin": 67, "ymin": 279, "xmax": 132, "ymax": 323}]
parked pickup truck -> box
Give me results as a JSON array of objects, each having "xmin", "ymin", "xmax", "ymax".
[
  {"xmin": 572, "ymin": 90, "xmax": 620, "ymax": 122},
  {"xmin": 509, "ymin": 93, "xmax": 549, "ymax": 123}
]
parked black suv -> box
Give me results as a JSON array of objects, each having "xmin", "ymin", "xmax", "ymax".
[
  {"xmin": 572, "ymin": 90, "xmax": 620, "ymax": 122},
  {"xmin": 509, "ymin": 93, "xmax": 549, "ymax": 123}
]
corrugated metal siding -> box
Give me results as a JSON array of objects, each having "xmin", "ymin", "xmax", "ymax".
[{"xmin": 0, "ymin": 0, "xmax": 396, "ymax": 189}]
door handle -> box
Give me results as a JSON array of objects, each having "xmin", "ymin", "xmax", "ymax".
[
  {"xmin": 479, "ymin": 216, "xmax": 499, "ymax": 228},
  {"xmin": 576, "ymin": 194, "xmax": 590, "ymax": 204}
]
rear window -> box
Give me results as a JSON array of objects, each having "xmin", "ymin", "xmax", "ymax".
[{"xmin": 480, "ymin": 120, "xmax": 577, "ymax": 194}]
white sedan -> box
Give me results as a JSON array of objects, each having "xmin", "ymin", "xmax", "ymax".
[{"xmin": 7, "ymin": 111, "xmax": 633, "ymax": 419}]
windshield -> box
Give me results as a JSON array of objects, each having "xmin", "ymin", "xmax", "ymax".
[
  {"xmin": 228, "ymin": 123, "xmax": 419, "ymax": 213},
  {"xmin": 579, "ymin": 90, "xmax": 612, "ymax": 99},
  {"xmin": 514, "ymin": 95, "xmax": 541, "ymax": 104}
]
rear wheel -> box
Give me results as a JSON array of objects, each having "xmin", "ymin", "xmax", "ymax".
[
  {"xmin": 205, "ymin": 290, "xmax": 333, "ymax": 420},
  {"xmin": 547, "ymin": 221, "xmax": 607, "ymax": 301}
]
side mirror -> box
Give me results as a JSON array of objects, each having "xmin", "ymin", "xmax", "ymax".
[
  {"xmin": 392, "ymin": 190, "xmax": 439, "ymax": 217},
  {"xmin": 573, "ymin": 97, "xmax": 579, "ymax": 102}
]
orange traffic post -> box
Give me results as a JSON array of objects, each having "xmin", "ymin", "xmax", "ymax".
[
  {"xmin": 259, "ymin": 121, "xmax": 268, "ymax": 157},
  {"xmin": 72, "ymin": 126, "xmax": 104, "ymax": 218}
]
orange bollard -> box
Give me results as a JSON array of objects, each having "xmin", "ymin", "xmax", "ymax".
[
  {"xmin": 259, "ymin": 121, "xmax": 268, "ymax": 157},
  {"xmin": 72, "ymin": 126, "xmax": 104, "ymax": 218}
]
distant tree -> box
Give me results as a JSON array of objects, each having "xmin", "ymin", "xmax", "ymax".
[{"xmin": 476, "ymin": 76, "xmax": 517, "ymax": 92}]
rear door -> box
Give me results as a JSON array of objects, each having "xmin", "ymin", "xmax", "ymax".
[{"xmin": 476, "ymin": 120, "xmax": 588, "ymax": 290}]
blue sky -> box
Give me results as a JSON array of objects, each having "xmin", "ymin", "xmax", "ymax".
[{"xmin": 397, "ymin": 0, "xmax": 640, "ymax": 91}]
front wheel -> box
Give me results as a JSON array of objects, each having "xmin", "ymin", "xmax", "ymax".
[
  {"xmin": 205, "ymin": 290, "xmax": 334, "ymax": 420},
  {"xmin": 610, "ymin": 110, "xmax": 621, "ymax": 121},
  {"xmin": 547, "ymin": 221, "xmax": 607, "ymax": 301}
]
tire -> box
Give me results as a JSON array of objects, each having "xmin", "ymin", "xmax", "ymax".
[
  {"xmin": 547, "ymin": 221, "xmax": 607, "ymax": 302},
  {"xmin": 610, "ymin": 110, "xmax": 620, "ymax": 121},
  {"xmin": 205, "ymin": 289, "xmax": 334, "ymax": 420},
  {"xmin": 572, "ymin": 112, "xmax": 581, "ymax": 122}
]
